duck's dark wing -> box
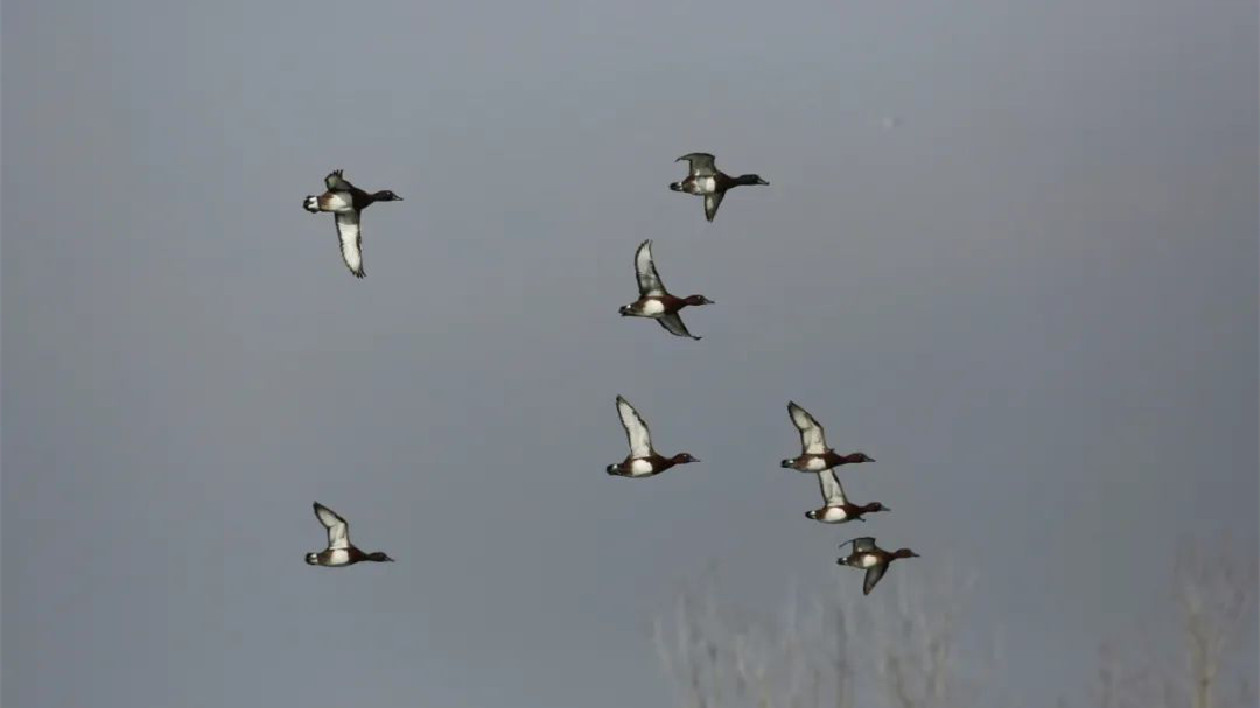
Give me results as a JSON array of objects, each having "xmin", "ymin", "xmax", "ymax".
[
  {"xmin": 615, "ymin": 395, "xmax": 653, "ymax": 457},
  {"xmin": 634, "ymin": 239, "xmax": 666, "ymax": 296},
  {"xmin": 704, "ymin": 192, "xmax": 725, "ymax": 223},
  {"xmin": 839, "ymin": 536, "xmax": 877, "ymax": 553},
  {"xmin": 787, "ymin": 401, "xmax": 829, "ymax": 455},
  {"xmin": 313, "ymin": 502, "xmax": 352, "ymax": 550},
  {"xmin": 335, "ymin": 211, "xmax": 365, "ymax": 279},
  {"xmin": 676, "ymin": 152, "xmax": 718, "ymax": 176},
  {"xmin": 817, "ymin": 468, "xmax": 849, "ymax": 506},
  {"xmin": 657, "ymin": 313, "xmax": 700, "ymax": 340},
  {"xmin": 863, "ymin": 564, "xmax": 887, "ymax": 595},
  {"xmin": 325, "ymin": 169, "xmax": 354, "ymax": 192}
]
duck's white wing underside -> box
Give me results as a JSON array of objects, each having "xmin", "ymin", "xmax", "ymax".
[
  {"xmin": 817, "ymin": 468, "xmax": 848, "ymax": 506},
  {"xmin": 315, "ymin": 504, "xmax": 352, "ymax": 550},
  {"xmin": 704, "ymin": 193, "xmax": 724, "ymax": 222},
  {"xmin": 335, "ymin": 212, "xmax": 364, "ymax": 278},
  {"xmin": 616, "ymin": 396, "xmax": 653, "ymax": 457},
  {"xmin": 634, "ymin": 240, "xmax": 666, "ymax": 296},
  {"xmin": 657, "ymin": 313, "xmax": 698, "ymax": 340},
  {"xmin": 678, "ymin": 152, "xmax": 718, "ymax": 176},
  {"xmin": 788, "ymin": 402, "xmax": 828, "ymax": 454},
  {"xmin": 863, "ymin": 564, "xmax": 887, "ymax": 595}
]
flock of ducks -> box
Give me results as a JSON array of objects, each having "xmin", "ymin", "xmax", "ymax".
[{"xmin": 301, "ymin": 153, "xmax": 918, "ymax": 596}]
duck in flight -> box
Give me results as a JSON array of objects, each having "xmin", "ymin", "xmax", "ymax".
[
  {"xmin": 668, "ymin": 152, "xmax": 768, "ymax": 223},
  {"xmin": 781, "ymin": 401, "xmax": 875, "ymax": 472},
  {"xmin": 305, "ymin": 502, "xmax": 395, "ymax": 567},
  {"xmin": 303, "ymin": 169, "xmax": 403, "ymax": 279},
  {"xmin": 836, "ymin": 537, "xmax": 918, "ymax": 595},
  {"xmin": 606, "ymin": 395, "xmax": 700, "ymax": 478},
  {"xmin": 805, "ymin": 468, "xmax": 889, "ymax": 524},
  {"xmin": 619, "ymin": 239, "xmax": 714, "ymax": 340}
]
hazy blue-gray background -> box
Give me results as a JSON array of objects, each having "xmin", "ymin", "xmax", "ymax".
[{"xmin": 3, "ymin": 0, "xmax": 1257, "ymax": 706}]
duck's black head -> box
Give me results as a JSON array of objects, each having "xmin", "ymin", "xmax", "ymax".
[
  {"xmin": 736, "ymin": 174, "xmax": 769, "ymax": 186},
  {"xmin": 371, "ymin": 190, "xmax": 403, "ymax": 203},
  {"xmin": 366, "ymin": 551, "xmax": 395, "ymax": 562}
]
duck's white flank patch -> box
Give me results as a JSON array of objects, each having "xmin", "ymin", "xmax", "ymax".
[
  {"xmin": 820, "ymin": 507, "xmax": 850, "ymax": 522},
  {"xmin": 327, "ymin": 549, "xmax": 352, "ymax": 566},
  {"xmin": 640, "ymin": 300, "xmax": 666, "ymax": 316},
  {"xmin": 325, "ymin": 193, "xmax": 353, "ymax": 211},
  {"xmin": 630, "ymin": 459, "xmax": 655, "ymax": 475},
  {"xmin": 857, "ymin": 554, "xmax": 880, "ymax": 568},
  {"xmin": 697, "ymin": 177, "xmax": 717, "ymax": 193}
]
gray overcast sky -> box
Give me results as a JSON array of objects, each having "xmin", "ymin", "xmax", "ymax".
[{"xmin": 3, "ymin": 0, "xmax": 1256, "ymax": 706}]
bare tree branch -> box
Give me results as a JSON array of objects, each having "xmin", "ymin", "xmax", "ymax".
[
  {"xmin": 652, "ymin": 561, "xmax": 986, "ymax": 708},
  {"xmin": 1089, "ymin": 533, "xmax": 1258, "ymax": 708},
  {"xmin": 1175, "ymin": 534, "xmax": 1258, "ymax": 708}
]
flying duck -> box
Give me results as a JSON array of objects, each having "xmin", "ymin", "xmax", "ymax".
[
  {"xmin": 305, "ymin": 502, "xmax": 395, "ymax": 567},
  {"xmin": 806, "ymin": 468, "xmax": 889, "ymax": 523},
  {"xmin": 302, "ymin": 169, "xmax": 403, "ymax": 279},
  {"xmin": 836, "ymin": 536, "xmax": 919, "ymax": 595},
  {"xmin": 618, "ymin": 239, "xmax": 714, "ymax": 340},
  {"xmin": 781, "ymin": 401, "xmax": 874, "ymax": 472},
  {"xmin": 606, "ymin": 395, "xmax": 700, "ymax": 478},
  {"xmin": 668, "ymin": 152, "xmax": 768, "ymax": 223}
]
